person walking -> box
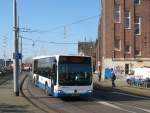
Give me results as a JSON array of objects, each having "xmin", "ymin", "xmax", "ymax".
[
  {"xmin": 111, "ymin": 69, "xmax": 116, "ymax": 87},
  {"xmin": 98, "ymin": 62, "xmax": 101, "ymax": 82},
  {"xmin": 98, "ymin": 71, "xmax": 101, "ymax": 82}
]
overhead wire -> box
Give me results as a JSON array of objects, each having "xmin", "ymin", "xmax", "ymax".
[
  {"xmin": 20, "ymin": 14, "xmax": 100, "ymax": 34},
  {"xmin": 21, "ymin": 36, "xmax": 77, "ymax": 45},
  {"xmin": 20, "ymin": 14, "xmax": 100, "ymax": 46}
]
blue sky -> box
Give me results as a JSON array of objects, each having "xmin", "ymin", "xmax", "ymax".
[{"xmin": 0, "ymin": 0, "xmax": 101, "ymax": 60}]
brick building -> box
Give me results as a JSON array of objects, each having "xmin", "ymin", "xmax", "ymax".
[
  {"xmin": 78, "ymin": 41, "xmax": 96, "ymax": 71},
  {"xmin": 97, "ymin": 0, "xmax": 150, "ymax": 79}
]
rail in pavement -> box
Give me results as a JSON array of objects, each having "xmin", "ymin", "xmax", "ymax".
[{"xmin": 0, "ymin": 72, "xmax": 40, "ymax": 113}]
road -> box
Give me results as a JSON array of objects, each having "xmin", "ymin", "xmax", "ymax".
[{"xmin": 21, "ymin": 73, "xmax": 150, "ymax": 113}]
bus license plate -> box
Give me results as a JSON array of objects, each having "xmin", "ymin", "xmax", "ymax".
[{"xmin": 72, "ymin": 93, "xmax": 80, "ymax": 96}]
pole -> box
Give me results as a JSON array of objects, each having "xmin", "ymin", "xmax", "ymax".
[
  {"xmin": 64, "ymin": 26, "xmax": 67, "ymax": 55},
  {"xmin": 3, "ymin": 35, "xmax": 7, "ymax": 67},
  {"xmin": 20, "ymin": 35, "xmax": 22, "ymax": 72},
  {"xmin": 17, "ymin": 16, "xmax": 22, "ymax": 73},
  {"xmin": 13, "ymin": 0, "xmax": 19, "ymax": 96}
]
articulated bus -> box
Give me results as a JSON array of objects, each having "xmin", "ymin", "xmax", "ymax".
[{"xmin": 32, "ymin": 55, "xmax": 93, "ymax": 97}]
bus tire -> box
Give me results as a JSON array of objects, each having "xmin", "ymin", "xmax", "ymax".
[
  {"xmin": 45, "ymin": 84, "xmax": 49, "ymax": 96},
  {"xmin": 33, "ymin": 77, "xmax": 37, "ymax": 87}
]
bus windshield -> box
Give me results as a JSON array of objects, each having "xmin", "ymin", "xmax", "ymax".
[{"xmin": 58, "ymin": 56, "xmax": 92, "ymax": 86}]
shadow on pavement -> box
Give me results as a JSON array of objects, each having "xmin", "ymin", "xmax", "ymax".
[
  {"xmin": 0, "ymin": 104, "xmax": 33, "ymax": 113},
  {"xmin": 93, "ymin": 82, "xmax": 150, "ymax": 102},
  {"xmin": 60, "ymin": 96, "xmax": 94, "ymax": 102}
]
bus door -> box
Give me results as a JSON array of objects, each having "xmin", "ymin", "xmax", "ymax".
[
  {"xmin": 50, "ymin": 62, "xmax": 57, "ymax": 95},
  {"xmin": 49, "ymin": 76, "xmax": 54, "ymax": 95}
]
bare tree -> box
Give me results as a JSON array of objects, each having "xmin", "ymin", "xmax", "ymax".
[{"xmin": 23, "ymin": 56, "xmax": 33, "ymax": 64}]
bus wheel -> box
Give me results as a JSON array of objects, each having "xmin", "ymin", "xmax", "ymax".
[
  {"xmin": 45, "ymin": 84, "xmax": 49, "ymax": 96},
  {"xmin": 33, "ymin": 77, "xmax": 36, "ymax": 85},
  {"xmin": 33, "ymin": 77, "xmax": 37, "ymax": 87}
]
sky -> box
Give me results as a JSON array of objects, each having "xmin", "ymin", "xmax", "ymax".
[{"xmin": 0, "ymin": 0, "xmax": 101, "ymax": 60}]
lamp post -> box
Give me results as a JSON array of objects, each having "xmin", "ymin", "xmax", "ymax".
[{"xmin": 13, "ymin": 0, "xmax": 19, "ymax": 96}]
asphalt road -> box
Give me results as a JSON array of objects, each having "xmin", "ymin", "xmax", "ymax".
[{"xmin": 22, "ymin": 74, "xmax": 150, "ymax": 113}]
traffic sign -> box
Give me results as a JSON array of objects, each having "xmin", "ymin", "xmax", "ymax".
[{"xmin": 13, "ymin": 53, "xmax": 22, "ymax": 59}]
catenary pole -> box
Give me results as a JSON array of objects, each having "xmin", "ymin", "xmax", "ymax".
[
  {"xmin": 13, "ymin": 0, "xmax": 19, "ymax": 96},
  {"xmin": 20, "ymin": 35, "xmax": 22, "ymax": 73},
  {"xmin": 64, "ymin": 26, "xmax": 67, "ymax": 55},
  {"xmin": 17, "ymin": 16, "xmax": 22, "ymax": 73}
]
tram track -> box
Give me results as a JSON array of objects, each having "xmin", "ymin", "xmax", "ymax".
[
  {"xmin": 1, "ymin": 72, "xmax": 149, "ymax": 113},
  {"xmin": 0, "ymin": 74, "xmax": 13, "ymax": 85},
  {"xmin": 20, "ymin": 74, "xmax": 113, "ymax": 113},
  {"xmin": 20, "ymin": 74, "xmax": 50, "ymax": 113},
  {"xmin": 20, "ymin": 73, "xmax": 150, "ymax": 113},
  {"xmin": 20, "ymin": 74, "xmax": 69, "ymax": 113}
]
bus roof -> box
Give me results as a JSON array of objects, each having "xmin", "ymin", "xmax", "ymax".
[
  {"xmin": 33, "ymin": 55, "xmax": 59, "ymax": 59},
  {"xmin": 33, "ymin": 55, "xmax": 91, "ymax": 60}
]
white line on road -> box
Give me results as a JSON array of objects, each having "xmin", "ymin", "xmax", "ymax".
[
  {"xmin": 136, "ymin": 107, "xmax": 150, "ymax": 113},
  {"xmin": 89, "ymin": 97, "xmax": 136, "ymax": 113},
  {"xmin": 112, "ymin": 92, "xmax": 150, "ymax": 100},
  {"xmin": 90, "ymin": 95, "xmax": 150, "ymax": 113},
  {"xmin": 114, "ymin": 102, "xmax": 150, "ymax": 113},
  {"xmin": 97, "ymin": 101, "xmax": 136, "ymax": 113}
]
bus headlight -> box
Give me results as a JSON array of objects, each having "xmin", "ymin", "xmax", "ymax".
[{"xmin": 58, "ymin": 90, "xmax": 63, "ymax": 93}]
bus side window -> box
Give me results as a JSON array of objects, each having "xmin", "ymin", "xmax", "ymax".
[
  {"xmin": 52, "ymin": 64, "xmax": 56, "ymax": 74},
  {"xmin": 33, "ymin": 60, "xmax": 38, "ymax": 74}
]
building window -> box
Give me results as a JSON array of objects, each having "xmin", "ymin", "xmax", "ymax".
[
  {"xmin": 134, "ymin": 16, "xmax": 141, "ymax": 35},
  {"xmin": 114, "ymin": 4, "xmax": 121, "ymax": 23},
  {"xmin": 114, "ymin": 39, "xmax": 121, "ymax": 50},
  {"xmin": 135, "ymin": 50, "xmax": 141, "ymax": 56},
  {"xmin": 125, "ymin": 44, "xmax": 131, "ymax": 53},
  {"xmin": 124, "ymin": 11, "xmax": 131, "ymax": 29},
  {"xmin": 125, "ymin": 64, "xmax": 129, "ymax": 74},
  {"xmin": 134, "ymin": 0, "xmax": 141, "ymax": 5}
]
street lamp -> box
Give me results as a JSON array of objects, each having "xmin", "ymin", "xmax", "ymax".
[{"xmin": 13, "ymin": 0, "xmax": 19, "ymax": 96}]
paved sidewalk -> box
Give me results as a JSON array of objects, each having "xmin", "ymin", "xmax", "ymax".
[
  {"xmin": 0, "ymin": 72, "xmax": 38, "ymax": 113},
  {"xmin": 93, "ymin": 74, "xmax": 150, "ymax": 97}
]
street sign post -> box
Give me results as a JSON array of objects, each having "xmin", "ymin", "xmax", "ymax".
[
  {"xmin": 13, "ymin": 53, "xmax": 22, "ymax": 60},
  {"xmin": 13, "ymin": 0, "xmax": 19, "ymax": 96}
]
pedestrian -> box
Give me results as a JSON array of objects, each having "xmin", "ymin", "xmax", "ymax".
[
  {"xmin": 29, "ymin": 67, "xmax": 31, "ymax": 72},
  {"xmin": 111, "ymin": 69, "xmax": 116, "ymax": 87},
  {"xmin": 98, "ymin": 63, "xmax": 101, "ymax": 82},
  {"xmin": 98, "ymin": 71, "xmax": 101, "ymax": 82}
]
